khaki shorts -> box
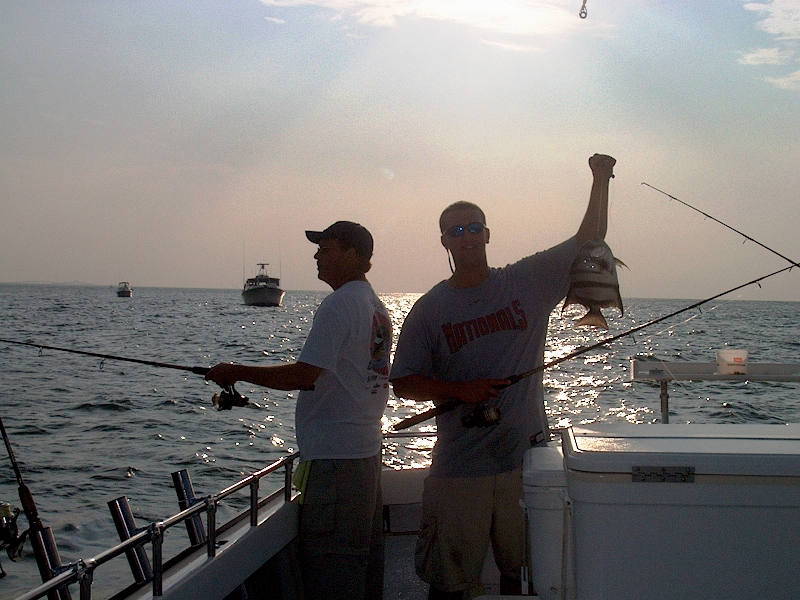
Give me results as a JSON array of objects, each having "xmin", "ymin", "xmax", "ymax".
[
  {"xmin": 299, "ymin": 455, "xmax": 383, "ymax": 556},
  {"xmin": 299, "ymin": 455, "xmax": 384, "ymax": 600},
  {"xmin": 415, "ymin": 468, "xmax": 524, "ymax": 596}
]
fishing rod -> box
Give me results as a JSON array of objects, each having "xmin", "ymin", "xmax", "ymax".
[
  {"xmin": 0, "ymin": 414, "xmax": 72, "ymax": 599},
  {"xmin": 392, "ymin": 261, "xmax": 798, "ymax": 431},
  {"xmin": 0, "ymin": 338, "xmax": 248, "ymax": 410},
  {"xmin": 641, "ymin": 182, "xmax": 800, "ymax": 269}
]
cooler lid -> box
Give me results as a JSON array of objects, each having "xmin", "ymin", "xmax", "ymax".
[
  {"xmin": 562, "ymin": 424, "xmax": 800, "ymax": 477},
  {"xmin": 522, "ymin": 445, "xmax": 566, "ymax": 487}
]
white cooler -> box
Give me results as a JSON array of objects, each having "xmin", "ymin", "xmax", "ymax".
[
  {"xmin": 562, "ymin": 423, "xmax": 800, "ymax": 599},
  {"xmin": 522, "ymin": 444, "xmax": 573, "ymax": 600}
]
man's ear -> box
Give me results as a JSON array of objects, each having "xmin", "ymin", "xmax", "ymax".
[
  {"xmin": 440, "ymin": 234, "xmax": 450, "ymax": 250},
  {"xmin": 485, "ymin": 227, "xmax": 490, "ymax": 244}
]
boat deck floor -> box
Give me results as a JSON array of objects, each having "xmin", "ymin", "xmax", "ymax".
[{"xmin": 384, "ymin": 534, "xmax": 430, "ymax": 600}]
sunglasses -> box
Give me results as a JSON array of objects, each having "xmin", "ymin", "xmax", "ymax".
[{"xmin": 444, "ymin": 222, "xmax": 485, "ymax": 238}]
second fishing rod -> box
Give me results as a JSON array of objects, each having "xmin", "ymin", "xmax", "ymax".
[
  {"xmin": 641, "ymin": 182, "xmax": 800, "ymax": 270},
  {"xmin": 392, "ymin": 261, "xmax": 797, "ymax": 431}
]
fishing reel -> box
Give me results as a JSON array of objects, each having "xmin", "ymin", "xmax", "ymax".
[
  {"xmin": 461, "ymin": 404, "xmax": 502, "ymax": 428},
  {"xmin": 212, "ymin": 385, "xmax": 250, "ymax": 411},
  {"xmin": 0, "ymin": 501, "xmax": 27, "ymax": 578}
]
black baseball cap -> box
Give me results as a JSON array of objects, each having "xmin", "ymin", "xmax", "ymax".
[{"xmin": 305, "ymin": 221, "xmax": 373, "ymax": 259}]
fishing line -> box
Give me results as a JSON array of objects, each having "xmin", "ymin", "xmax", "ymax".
[
  {"xmin": 641, "ymin": 182, "xmax": 800, "ymax": 269},
  {"xmin": 392, "ymin": 262, "xmax": 797, "ymax": 431},
  {"xmin": 0, "ymin": 339, "xmax": 248, "ymax": 410},
  {"xmin": 644, "ymin": 297, "xmax": 732, "ymax": 340}
]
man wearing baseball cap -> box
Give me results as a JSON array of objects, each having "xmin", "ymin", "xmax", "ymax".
[{"xmin": 206, "ymin": 220, "xmax": 392, "ymax": 599}]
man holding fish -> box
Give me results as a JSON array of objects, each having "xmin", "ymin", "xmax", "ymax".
[{"xmin": 390, "ymin": 154, "xmax": 617, "ymax": 599}]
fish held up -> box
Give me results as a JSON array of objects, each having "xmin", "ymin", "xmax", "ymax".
[{"xmin": 563, "ymin": 238, "xmax": 627, "ymax": 330}]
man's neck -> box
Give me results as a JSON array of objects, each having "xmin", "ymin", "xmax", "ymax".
[
  {"xmin": 329, "ymin": 273, "xmax": 368, "ymax": 291},
  {"xmin": 447, "ymin": 265, "xmax": 490, "ymax": 289}
]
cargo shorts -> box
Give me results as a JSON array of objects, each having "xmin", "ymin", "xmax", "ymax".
[
  {"xmin": 299, "ymin": 455, "xmax": 384, "ymax": 600},
  {"xmin": 415, "ymin": 467, "xmax": 524, "ymax": 597}
]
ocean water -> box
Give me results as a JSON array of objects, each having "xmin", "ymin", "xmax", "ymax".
[{"xmin": 0, "ymin": 283, "xmax": 799, "ymax": 598}]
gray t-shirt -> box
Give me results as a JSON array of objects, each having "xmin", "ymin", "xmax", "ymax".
[
  {"xmin": 297, "ymin": 280, "xmax": 392, "ymax": 460},
  {"xmin": 390, "ymin": 238, "xmax": 577, "ymax": 478}
]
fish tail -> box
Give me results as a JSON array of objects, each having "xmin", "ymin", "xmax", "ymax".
[{"xmin": 576, "ymin": 309, "xmax": 609, "ymax": 330}]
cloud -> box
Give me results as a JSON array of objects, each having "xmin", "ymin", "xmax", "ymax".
[
  {"xmin": 259, "ymin": 0, "xmax": 582, "ymax": 36},
  {"xmin": 738, "ymin": 46, "xmax": 794, "ymax": 64},
  {"xmin": 765, "ymin": 67, "xmax": 800, "ymax": 88},
  {"xmin": 479, "ymin": 38, "xmax": 544, "ymax": 52},
  {"xmin": 741, "ymin": 1, "xmax": 800, "ymax": 89},
  {"xmin": 744, "ymin": 0, "xmax": 800, "ymax": 39},
  {"xmin": 265, "ymin": 16, "xmax": 287, "ymax": 23}
]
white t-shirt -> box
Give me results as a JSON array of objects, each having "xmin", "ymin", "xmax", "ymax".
[{"xmin": 296, "ymin": 280, "xmax": 392, "ymax": 460}]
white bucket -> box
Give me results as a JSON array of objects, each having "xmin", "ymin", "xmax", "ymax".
[{"xmin": 716, "ymin": 349, "xmax": 748, "ymax": 375}]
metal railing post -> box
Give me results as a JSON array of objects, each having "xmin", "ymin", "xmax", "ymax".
[
  {"xmin": 285, "ymin": 460, "xmax": 294, "ymax": 502},
  {"xmin": 207, "ymin": 500, "xmax": 217, "ymax": 558},
  {"xmin": 250, "ymin": 479, "xmax": 259, "ymax": 527},
  {"xmin": 151, "ymin": 524, "xmax": 164, "ymax": 596},
  {"xmin": 77, "ymin": 561, "xmax": 94, "ymax": 600}
]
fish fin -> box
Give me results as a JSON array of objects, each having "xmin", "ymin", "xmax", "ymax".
[
  {"xmin": 562, "ymin": 290, "xmax": 579, "ymax": 315},
  {"xmin": 576, "ymin": 309, "xmax": 609, "ymax": 330},
  {"xmin": 615, "ymin": 257, "xmax": 629, "ymax": 270}
]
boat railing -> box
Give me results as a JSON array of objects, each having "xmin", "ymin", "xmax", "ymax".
[
  {"xmin": 631, "ymin": 359, "xmax": 800, "ymax": 424},
  {"xmin": 15, "ymin": 429, "xmax": 437, "ymax": 600},
  {"xmin": 14, "ymin": 454, "xmax": 300, "ymax": 600}
]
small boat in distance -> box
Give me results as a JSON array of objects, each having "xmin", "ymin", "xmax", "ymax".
[
  {"xmin": 242, "ymin": 263, "xmax": 284, "ymax": 307},
  {"xmin": 116, "ymin": 282, "xmax": 133, "ymax": 297}
]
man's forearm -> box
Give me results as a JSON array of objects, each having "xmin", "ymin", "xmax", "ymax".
[
  {"xmin": 390, "ymin": 374, "xmax": 509, "ymax": 405},
  {"xmin": 209, "ymin": 361, "xmax": 321, "ymax": 391},
  {"xmin": 576, "ymin": 154, "xmax": 615, "ymax": 246},
  {"xmin": 390, "ymin": 374, "xmax": 455, "ymax": 404},
  {"xmin": 247, "ymin": 362, "xmax": 320, "ymax": 390}
]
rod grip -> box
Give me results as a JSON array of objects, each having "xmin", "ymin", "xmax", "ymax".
[
  {"xmin": 392, "ymin": 399, "xmax": 462, "ymax": 431},
  {"xmin": 18, "ymin": 484, "xmax": 42, "ymax": 529}
]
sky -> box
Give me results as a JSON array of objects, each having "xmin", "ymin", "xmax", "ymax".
[{"xmin": 2, "ymin": 0, "xmax": 800, "ymax": 301}]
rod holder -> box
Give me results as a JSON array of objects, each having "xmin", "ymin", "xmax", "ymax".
[
  {"xmin": 171, "ymin": 470, "xmax": 207, "ymax": 546},
  {"xmin": 29, "ymin": 526, "xmax": 72, "ymax": 600},
  {"xmin": 108, "ymin": 497, "xmax": 152, "ymax": 585}
]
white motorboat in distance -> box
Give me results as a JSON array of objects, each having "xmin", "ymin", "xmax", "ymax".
[
  {"xmin": 116, "ymin": 282, "xmax": 133, "ymax": 297},
  {"xmin": 242, "ymin": 264, "xmax": 284, "ymax": 307}
]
